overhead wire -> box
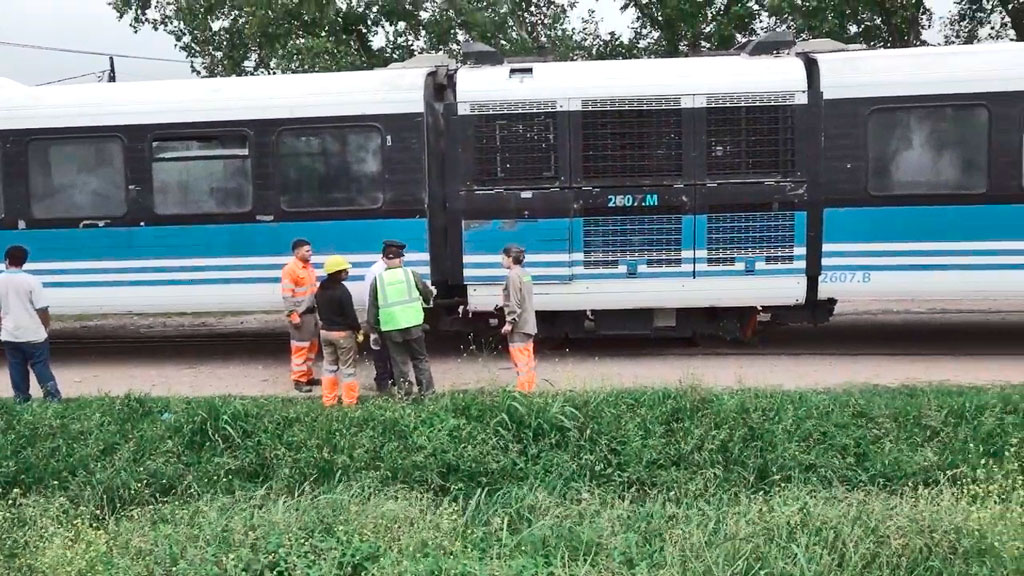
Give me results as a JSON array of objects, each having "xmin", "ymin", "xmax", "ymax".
[
  {"xmin": 0, "ymin": 40, "xmax": 257, "ymax": 70},
  {"xmin": 34, "ymin": 69, "xmax": 109, "ymax": 86},
  {"xmin": 0, "ymin": 39, "xmax": 192, "ymax": 64}
]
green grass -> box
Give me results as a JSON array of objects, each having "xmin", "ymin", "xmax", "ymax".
[{"xmin": 1, "ymin": 386, "xmax": 1022, "ymax": 574}]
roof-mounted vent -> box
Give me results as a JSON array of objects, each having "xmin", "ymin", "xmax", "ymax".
[
  {"xmin": 791, "ymin": 38, "xmax": 869, "ymax": 54},
  {"xmin": 733, "ymin": 30, "xmax": 797, "ymax": 56},
  {"xmin": 461, "ymin": 40, "xmax": 504, "ymax": 66}
]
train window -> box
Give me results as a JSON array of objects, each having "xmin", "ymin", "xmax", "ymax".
[
  {"xmin": 28, "ymin": 137, "xmax": 127, "ymax": 219},
  {"xmin": 868, "ymin": 105, "xmax": 989, "ymax": 195},
  {"xmin": 582, "ymin": 109, "xmax": 684, "ymax": 179},
  {"xmin": 706, "ymin": 105, "xmax": 796, "ymax": 178},
  {"xmin": 276, "ymin": 126, "xmax": 384, "ymax": 210},
  {"xmin": 152, "ymin": 134, "xmax": 253, "ymax": 215},
  {"xmin": 473, "ymin": 113, "xmax": 558, "ymax": 186}
]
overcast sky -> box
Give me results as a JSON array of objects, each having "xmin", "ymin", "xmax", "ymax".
[{"xmin": 0, "ymin": 0, "xmax": 954, "ymax": 86}]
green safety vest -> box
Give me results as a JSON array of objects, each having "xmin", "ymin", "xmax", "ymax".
[{"xmin": 376, "ymin": 267, "xmax": 424, "ymax": 332}]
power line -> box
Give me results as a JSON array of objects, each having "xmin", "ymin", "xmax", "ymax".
[
  {"xmin": 0, "ymin": 40, "xmax": 192, "ymax": 64},
  {"xmin": 35, "ymin": 69, "xmax": 109, "ymax": 86}
]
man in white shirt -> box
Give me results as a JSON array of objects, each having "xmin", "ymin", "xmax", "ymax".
[
  {"xmin": 0, "ymin": 245, "xmax": 62, "ymax": 403},
  {"xmin": 362, "ymin": 240, "xmax": 400, "ymax": 394}
]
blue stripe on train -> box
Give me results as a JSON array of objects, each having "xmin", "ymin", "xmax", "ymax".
[
  {"xmin": 463, "ymin": 219, "xmax": 572, "ymax": 256},
  {"xmin": 821, "ymin": 205, "xmax": 1024, "ymax": 275},
  {"xmin": 43, "ymin": 274, "xmax": 434, "ymax": 289},
  {"xmin": 0, "ymin": 219, "xmax": 429, "ymax": 263},
  {"xmin": 822, "ymin": 249, "xmax": 1024, "ymax": 258},
  {"xmin": 30, "ymin": 259, "xmax": 430, "ymax": 276},
  {"xmin": 461, "ymin": 269, "xmax": 805, "ymax": 283},
  {"xmin": 823, "ymin": 205, "xmax": 1024, "ymax": 244},
  {"xmin": 823, "ymin": 264, "xmax": 1024, "ymax": 272}
]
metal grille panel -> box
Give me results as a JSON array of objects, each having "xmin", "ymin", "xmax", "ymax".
[
  {"xmin": 581, "ymin": 96, "xmax": 683, "ymax": 110},
  {"xmin": 466, "ymin": 100, "xmax": 558, "ymax": 114},
  {"xmin": 706, "ymin": 212, "xmax": 796, "ymax": 267},
  {"xmin": 582, "ymin": 109, "xmax": 684, "ymax": 179},
  {"xmin": 706, "ymin": 105, "xmax": 796, "ymax": 178},
  {"xmin": 582, "ymin": 215, "xmax": 685, "ymax": 269},
  {"xmin": 473, "ymin": 112, "xmax": 558, "ymax": 186},
  {"xmin": 704, "ymin": 92, "xmax": 798, "ymax": 107}
]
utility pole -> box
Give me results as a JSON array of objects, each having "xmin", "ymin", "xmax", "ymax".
[{"xmin": 108, "ymin": 56, "xmax": 116, "ymax": 82}]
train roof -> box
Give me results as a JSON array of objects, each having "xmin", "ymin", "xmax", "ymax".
[
  {"xmin": 812, "ymin": 41, "xmax": 1024, "ymax": 100},
  {"xmin": 0, "ymin": 66, "xmax": 433, "ymax": 130},
  {"xmin": 455, "ymin": 54, "xmax": 808, "ymax": 110}
]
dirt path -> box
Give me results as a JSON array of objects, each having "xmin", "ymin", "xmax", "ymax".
[
  {"xmin": 18, "ymin": 351, "xmax": 1021, "ymax": 399},
  {"xmin": 7, "ymin": 299, "xmax": 1022, "ymax": 398}
]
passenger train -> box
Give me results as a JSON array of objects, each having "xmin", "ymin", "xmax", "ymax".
[{"xmin": 1, "ymin": 32, "xmax": 1022, "ymax": 340}]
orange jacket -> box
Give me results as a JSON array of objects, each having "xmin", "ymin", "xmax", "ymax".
[{"xmin": 281, "ymin": 257, "xmax": 317, "ymax": 315}]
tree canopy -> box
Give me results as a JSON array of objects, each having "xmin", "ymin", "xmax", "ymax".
[{"xmin": 107, "ymin": 0, "xmax": 1019, "ymax": 77}]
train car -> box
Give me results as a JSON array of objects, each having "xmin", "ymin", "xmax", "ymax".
[
  {"xmin": 439, "ymin": 40, "xmax": 814, "ymax": 339},
  {"xmin": 808, "ymin": 42, "xmax": 1024, "ymax": 303},
  {"xmin": 0, "ymin": 65, "xmax": 449, "ymax": 316},
  {"xmin": 3, "ymin": 35, "xmax": 1022, "ymax": 340}
]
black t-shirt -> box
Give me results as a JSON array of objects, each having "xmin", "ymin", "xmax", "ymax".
[{"xmin": 314, "ymin": 278, "xmax": 361, "ymax": 332}]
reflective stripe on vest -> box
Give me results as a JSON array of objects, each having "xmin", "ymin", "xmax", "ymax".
[{"xmin": 376, "ymin": 267, "xmax": 424, "ymax": 332}]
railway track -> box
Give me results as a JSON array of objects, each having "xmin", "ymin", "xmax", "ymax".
[{"xmin": 37, "ymin": 330, "xmax": 1024, "ymax": 357}]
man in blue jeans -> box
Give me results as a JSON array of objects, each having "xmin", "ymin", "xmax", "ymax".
[{"xmin": 0, "ymin": 245, "xmax": 61, "ymax": 403}]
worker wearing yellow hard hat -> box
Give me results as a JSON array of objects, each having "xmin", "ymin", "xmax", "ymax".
[{"xmin": 314, "ymin": 254, "xmax": 363, "ymax": 406}]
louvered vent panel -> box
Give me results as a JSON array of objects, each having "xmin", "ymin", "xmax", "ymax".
[
  {"xmin": 704, "ymin": 92, "xmax": 798, "ymax": 107},
  {"xmin": 581, "ymin": 96, "xmax": 682, "ymax": 110},
  {"xmin": 467, "ymin": 100, "xmax": 558, "ymax": 114},
  {"xmin": 581, "ymin": 109, "xmax": 684, "ymax": 179},
  {"xmin": 582, "ymin": 215, "xmax": 685, "ymax": 270},
  {"xmin": 706, "ymin": 212, "xmax": 796, "ymax": 267},
  {"xmin": 706, "ymin": 105, "xmax": 796, "ymax": 177},
  {"xmin": 473, "ymin": 113, "xmax": 558, "ymax": 185}
]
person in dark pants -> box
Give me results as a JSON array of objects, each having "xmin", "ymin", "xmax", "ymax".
[
  {"xmin": 315, "ymin": 255, "xmax": 364, "ymax": 406},
  {"xmin": 362, "ymin": 240, "xmax": 403, "ymax": 394},
  {"xmin": 366, "ymin": 242, "xmax": 435, "ymax": 398},
  {"xmin": 0, "ymin": 245, "xmax": 62, "ymax": 403}
]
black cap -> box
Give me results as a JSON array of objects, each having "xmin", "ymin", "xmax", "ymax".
[{"xmin": 382, "ymin": 239, "xmax": 406, "ymax": 259}]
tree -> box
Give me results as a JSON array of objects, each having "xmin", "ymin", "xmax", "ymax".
[
  {"xmin": 942, "ymin": 0, "xmax": 1024, "ymax": 44},
  {"xmin": 762, "ymin": 0, "xmax": 934, "ymax": 48},
  {"xmin": 109, "ymin": 0, "xmax": 627, "ymax": 76},
  {"xmin": 109, "ymin": 0, "xmax": 426, "ymax": 75},
  {"xmin": 622, "ymin": 0, "xmax": 763, "ymax": 56}
]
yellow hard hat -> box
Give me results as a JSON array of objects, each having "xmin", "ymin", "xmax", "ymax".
[{"xmin": 323, "ymin": 255, "xmax": 352, "ymax": 275}]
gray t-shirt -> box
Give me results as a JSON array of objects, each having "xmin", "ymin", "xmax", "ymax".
[
  {"xmin": 0, "ymin": 269, "xmax": 49, "ymax": 343},
  {"xmin": 503, "ymin": 266, "xmax": 536, "ymax": 337}
]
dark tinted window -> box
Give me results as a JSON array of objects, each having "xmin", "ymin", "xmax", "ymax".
[
  {"xmin": 473, "ymin": 113, "xmax": 558, "ymax": 186},
  {"xmin": 277, "ymin": 126, "xmax": 384, "ymax": 210},
  {"xmin": 582, "ymin": 109, "xmax": 684, "ymax": 179},
  {"xmin": 152, "ymin": 134, "xmax": 252, "ymax": 215},
  {"xmin": 28, "ymin": 137, "xmax": 127, "ymax": 218},
  {"xmin": 706, "ymin": 105, "xmax": 796, "ymax": 178},
  {"xmin": 868, "ymin": 105, "xmax": 988, "ymax": 195}
]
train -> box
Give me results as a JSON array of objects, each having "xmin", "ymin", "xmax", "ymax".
[{"xmin": 0, "ymin": 31, "xmax": 1022, "ymax": 340}]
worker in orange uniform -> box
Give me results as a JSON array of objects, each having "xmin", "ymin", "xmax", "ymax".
[
  {"xmin": 315, "ymin": 255, "xmax": 363, "ymax": 406},
  {"xmin": 281, "ymin": 238, "xmax": 320, "ymax": 393},
  {"xmin": 500, "ymin": 244, "xmax": 537, "ymax": 393}
]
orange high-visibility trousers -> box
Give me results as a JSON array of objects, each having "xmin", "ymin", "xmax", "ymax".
[
  {"xmin": 290, "ymin": 338, "xmax": 319, "ymax": 383},
  {"xmin": 509, "ymin": 339, "xmax": 537, "ymax": 393},
  {"xmin": 321, "ymin": 330, "xmax": 359, "ymax": 406}
]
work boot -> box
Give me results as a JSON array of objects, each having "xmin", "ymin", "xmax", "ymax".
[
  {"xmin": 308, "ymin": 377, "xmax": 322, "ymax": 388},
  {"xmin": 293, "ymin": 381, "xmax": 313, "ymax": 394}
]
